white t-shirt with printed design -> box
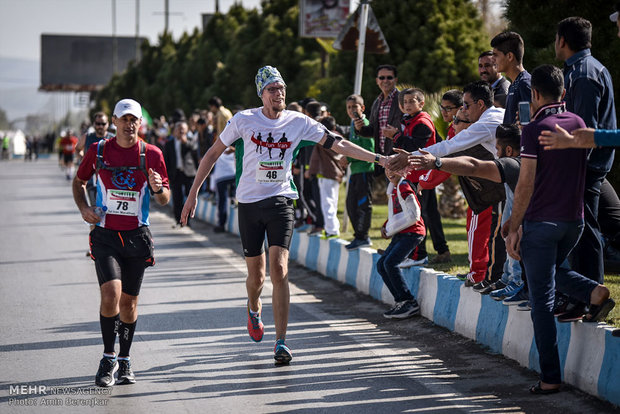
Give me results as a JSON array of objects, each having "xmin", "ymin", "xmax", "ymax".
[{"xmin": 219, "ymin": 107, "xmax": 326, "ymax": 203}]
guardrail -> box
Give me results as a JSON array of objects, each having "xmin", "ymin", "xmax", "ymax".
[{"xmin": 193, "ymin": 195, "xmax": 620, "ymax": 406}]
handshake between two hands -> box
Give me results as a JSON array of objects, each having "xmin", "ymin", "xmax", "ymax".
[{"xmin": 385, "ymin": 148, "xmax": 436, "ymax": 176}]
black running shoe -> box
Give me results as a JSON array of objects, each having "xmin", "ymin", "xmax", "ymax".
[
  {"xmin": 117, "ymin": 359, "xmax": 136, "ymax": 384},
  {"xmin": 95, "ymin": 357, "xmax": 118, "ymax": 387},
  {"xmin": 478, "ymin": 280, "xmax": 507, "ymax": 295}
]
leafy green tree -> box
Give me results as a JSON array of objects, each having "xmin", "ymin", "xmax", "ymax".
[
  {"xmin": 95, "ymin": 0, "xmax": 488, "ymax": 126},
  {"xmin": 314, "ymin": 0, "xmax": 489, "ymax": 122}
]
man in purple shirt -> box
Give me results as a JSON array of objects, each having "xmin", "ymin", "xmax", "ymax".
[{"xmin": 505, "ymin": 64, "xmax": 614, "ymax": 395}]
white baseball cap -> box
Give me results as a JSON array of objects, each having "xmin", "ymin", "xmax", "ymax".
[
  {"xmin": 610, "ymin": 11, "xmax": 618, "ymax": 22},
  {"xmin": 113, "ymin": 99, "xmax": 142, "ymax": 118}
]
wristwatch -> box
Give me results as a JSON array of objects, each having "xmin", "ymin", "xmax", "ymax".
[{"xmin": 434, "ymin": 157, "xmax": 442, "ymax": 170}]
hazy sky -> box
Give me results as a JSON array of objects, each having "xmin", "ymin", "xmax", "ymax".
[
  {"xmin": 0, "ymin": 0, "xmax": 264, "ymax": 61},
  {"xmin": 0, "ymin": 0, "xmax": 357, "ymax": 124}
]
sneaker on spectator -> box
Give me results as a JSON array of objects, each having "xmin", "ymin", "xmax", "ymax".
[
  {"xmin": 274, "ymin": 339, "xmax": 292, "ymax": 364},
  {"xmin": 490, "ymin": 281, "xmax": 523, "ymax": 301},
  {"xmin": 557, "ymin": 303, "xmax": 586, "ymax": 323},
  {"xmin": 308, "ymin": 227, "xmax": 324, "ymax": 236},
  {"xmin": 457, "ymin": 272, "xmax": 480, "ymax": 287},
  {"xmin": 247, "ymin": 300, "xmax": 264, "ymax": 342},
  {"xmin": 95, "ymin": 356, "xmax": 118, "ymax": 387},
  {"xmin": 345, "ymin": 238, "xmax": 372, "ymax": 250},
  {"xmin": 477, "ymin": 280, "xmax": 507, "ymax": 295},
  {"xmin": 517, "ymin": 301, "xmax": 532, "ymax": 311},
  {"xmin": 320, "ymin": 232, "xmax": 338, "ymax": 240},
  {"xmin": 389, "ymin": 299, "xmax": 420, "ymax": 319},
  {"xmin": 398, "ymin": 256, "xmax": 428, "ymax": 268},
  {"xmin": 430, "ymin": 251, "xmax": 451, "ymax": 264},
  {"xmin": 503, "ymin": 289, "xmax": 529, "ymax": 306},
  {"xmin": 383, "ymin": 302, "xmax": 402, "ymax": 318}
]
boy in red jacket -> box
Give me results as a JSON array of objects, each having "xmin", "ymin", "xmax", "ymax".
[
  {"xmin": 377, "ymin": 168, "xmax": 426, "ymax": 319},
  {"xmin": 383, "ymin": 88, "xmax": 449, "ymax": 267}
]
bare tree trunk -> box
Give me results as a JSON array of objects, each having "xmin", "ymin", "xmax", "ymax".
[{"xmin": 438, "ymin": 176, "xmax": 467, "ymax": 218}]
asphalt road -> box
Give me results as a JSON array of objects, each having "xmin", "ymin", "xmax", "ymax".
[{"xmin": 0, "ymin": 158, "xmax": 617, "ymax": 413}]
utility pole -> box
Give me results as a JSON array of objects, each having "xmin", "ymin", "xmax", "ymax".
[
  {"xmin": 112, "ymin": 0, "xmax": 118, "ymax": 74},
  {"xmin": 165, "ymin": 0, "xmax": 169, "ymax": 33},
  {"xmin": 135, "ymin": 0, "xmax": 140, "ymax": 60}
]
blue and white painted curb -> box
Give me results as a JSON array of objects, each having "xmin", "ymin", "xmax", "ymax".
[{"xmin": 194, "ymin": 195, "xmax": 620, "ymax": 406}]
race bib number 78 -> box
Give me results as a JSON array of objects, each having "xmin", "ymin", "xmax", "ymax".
[{"xmin": 105, "ymin": 189, "xmax": 140, "ymax": 216}]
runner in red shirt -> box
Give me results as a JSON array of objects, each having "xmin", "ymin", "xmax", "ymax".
[
  {"xmin": 60, "ymin": 131, "xmax": 79, "ymax": 180},
  {"xmin": 73, "ymin": 99, "xmax": 170, "ymax": 387}
]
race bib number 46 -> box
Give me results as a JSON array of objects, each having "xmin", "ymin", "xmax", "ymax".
[
  {"xmin": 256, "ymin": 160, "xmax": 286, "ymax": 183},
  {"xmin": 106, "ymin": 190, "xmax": 139, "ymax": 216}
]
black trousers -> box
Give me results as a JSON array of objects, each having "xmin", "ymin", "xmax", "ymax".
[
  {"xmin": 571, "ymin": 169, "xmax": 606, "ymax": 284},
  {"xmin": 417, "ymin": 188, "xmax": 449, "ymax": 258},
  {"xmin": 171, "ymin": 171, "xmax": 194, "ymax": 225},
  {"xmin": 485, "ymin": 201, "xmax": 506, "ymax": 283},
  {"xmin": 346, "ymin": 172, "xmax": 373, "ymax": 240}
]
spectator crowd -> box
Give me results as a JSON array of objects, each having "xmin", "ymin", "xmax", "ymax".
[{"xmin": 63, "ymin": 9, "xmax": 620, "ymax": 395}]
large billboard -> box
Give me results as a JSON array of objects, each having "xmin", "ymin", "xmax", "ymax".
[
  {"xmin": 40, "ymin": 34, "xmax": 146, "ymax": 92},
  {"xmin": 299, "ymin": 0, "xmax": 350, "ymax": 38}
]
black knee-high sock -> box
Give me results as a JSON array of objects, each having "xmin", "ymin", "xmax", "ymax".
[
  {"xmin": 118, "ymin": 320, "xmax": 137, "ymax": 358},
  {"xmin": 100, "ymin": 314, "xmax": 119, "ymax": 355}
]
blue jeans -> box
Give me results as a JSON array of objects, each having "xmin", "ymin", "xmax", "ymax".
[
  {"xmin": 500, "ymin": 188, "xmax": 523, "ymax": 286},
  {"xmin": 376, "ymin": 233, "xmax": 424, "ymax": 302},
  {"xmin": 520, "ymin": 220, "xmax": 599, "ymax": 384}
]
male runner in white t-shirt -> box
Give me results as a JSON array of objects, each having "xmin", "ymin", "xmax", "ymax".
[{"xmin": 181, "ymin": 66, "xmax": 388, "ymax": 364}]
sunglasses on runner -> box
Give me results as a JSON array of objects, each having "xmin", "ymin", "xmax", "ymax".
[{"xmin": 377, "ymin": 76, "xmax": 394, "ymax": 80}]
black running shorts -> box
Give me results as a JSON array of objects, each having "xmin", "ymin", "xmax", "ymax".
[
  {"xmin": 237, "ymin": 196, "xmax": 295, "ymax": 257},
  {"xmin": 89, "ymin": 226, "xmax": 155, "ymax": 296},
  {"xmin": 63, "ymin": 152, "xmax": 74, "ymax": 164}
]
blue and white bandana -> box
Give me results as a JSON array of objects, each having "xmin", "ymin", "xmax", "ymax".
[{"xmin": 255, "ymin": 66, "xmax": 286, "ymax": 97}]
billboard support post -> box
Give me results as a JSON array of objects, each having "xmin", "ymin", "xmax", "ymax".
[{"xmin": 353, "ymin": 0, "xmax": 370, "ymax": 95}]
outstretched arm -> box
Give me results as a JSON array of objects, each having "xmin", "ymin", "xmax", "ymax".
[
  {"xmin": 319, "ymin": 132, "xmax": 388, "ymax": 168},
  {"xmin": 538, "ymin": 124, "xmax": 595, "ymax": 149},
  {"xmin": 410, "ymin": 149, "xmax": 502, "ymax": 183}
]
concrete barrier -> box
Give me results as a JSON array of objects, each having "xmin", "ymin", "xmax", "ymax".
[{"xmin": 193, "ymin": 195, "xmax": 620, "ymax": 406}]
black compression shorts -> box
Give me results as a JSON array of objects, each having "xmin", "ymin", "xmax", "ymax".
[
  {"xmin": 237, "ymin": 196, "xmax": 294, "ymax": 257},
  {"xmin": 89, "ymin": 226, "xmax": 154, "ymax": 296}
]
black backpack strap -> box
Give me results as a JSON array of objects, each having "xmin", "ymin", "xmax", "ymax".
[
  {"xmin": 138, "ymin": 140, "xmax": 155, "ymax": 195},
  {"xmin": 95, "ymin": 139, "xmax": 106, "ymax": 171}
]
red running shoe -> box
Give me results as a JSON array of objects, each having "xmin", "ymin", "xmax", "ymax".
[{"xmin": 247, "ymin": 299, "xmax": 264, "ymax": 342}]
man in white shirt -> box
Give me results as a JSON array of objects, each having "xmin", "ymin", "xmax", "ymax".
[
  {"xmin": 389, "ymin": 81, "xmax": 506, "ymax": 288},
  {"xmin": 181, "ymin": 66, "xmax": 387, "ymax": 364}
]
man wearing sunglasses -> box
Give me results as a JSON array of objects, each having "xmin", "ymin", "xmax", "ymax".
[
  {"xmin": 355, "ymin": 64, "xmax": 403, "ymax": 172},
  {"xmin": 77, "ymin": 112, "xmax": 115, "ymax": 257}
]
